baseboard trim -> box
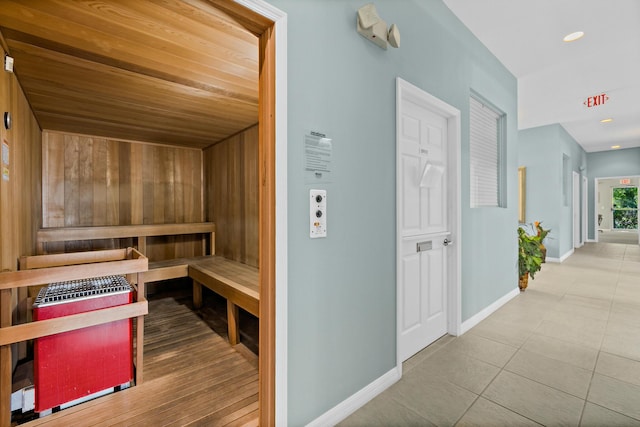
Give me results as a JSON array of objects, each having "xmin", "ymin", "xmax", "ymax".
[
  {"xmin": 460, "ymin": 287, "xmax": 520, "ymax": 334},
  {"xmin": 306, "ymin": 366, "xmax": 401, "ymax": 427},
  {"xmin": 546, "ymin": 248, "xmax": 574, "ymax": 263}
]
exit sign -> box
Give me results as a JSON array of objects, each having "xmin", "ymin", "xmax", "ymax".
[
  {"xmin": 583, "ymin": 93, "xmax": 609, "ymax": 108},
  {"xmin": 620, "ymin": 178, "xmax": 631, "ymax": 185}
]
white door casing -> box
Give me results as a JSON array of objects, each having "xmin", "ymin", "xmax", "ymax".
[
  {"xmin": 396, "ymin": 78, "xmax": 461, "ymax": 365},
  {"xmin": 573, "ymin": 171, "xmax": 581, "ymax": 248},
  {"xmin": 582, "ymin": 175, "xmax": 587, "ymax": 244}
]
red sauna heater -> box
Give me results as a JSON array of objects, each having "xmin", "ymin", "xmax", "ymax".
[{"xmin": 32, "ymin": 275, "xmax": 134, "ymax": 414}]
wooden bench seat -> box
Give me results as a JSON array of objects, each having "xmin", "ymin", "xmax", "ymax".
[
  {"xmin": 35, "ymin": 224, "xmax": 259, "ymax": 346},
  {"xmin": 189, "ymin": 257, "xmax": 259, "ymax": 346},
  {"xmin": 144, "ymin": 255, "xmax": 211, "ymax": 282},
  {"xmin": 144, "ymin": 255, "xmax": 259, "ymax": 345}
]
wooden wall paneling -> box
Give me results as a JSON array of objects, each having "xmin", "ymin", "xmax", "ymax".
[
  {"xmin": 213, "ymin": 141, "xmax": 229, "ymax": 258},
  {"xmin": 93, "ymin": 138, "xmax": 112, "ymax": 249},
  {"xmin": 194, "ymin": 149, "xmax": 204, "ymax": 223},
  {"xmin": 150, "ymin": 147, "xmax": 168, "ymax": 261},
  {"xmin": 130, "ymin": 143, "xmax": 144, "ymax": 225},
  {"xmin": 152, "ymin": 146, "xmax": 165, "ymax": 225},
  {"xmin": 42, "ymin": 133, "xmax": 65, "ymax": 253},
  {"xmin": 196, "ymin": 149, "xmax": 205, "ymax": 256},
  {"xmin": 12, "ymin": 76, "xmax": 42, "ymax": 361},
  {"xmin": 89, "ymin": 138, "xmax": 107, "ymax": 250},
  {"xmin": 0, "ymin": 46, "xmax": 13, "ymax": 271},
  {"xmin": 174, "ymin": 148, "xmax": 186, "ymax": 224},
  {"xmin": 118, "ymin": 140, "xmax": 132, "ymax": 226},
  {"xmin": 163, "ymin": 147, "xmax": 176, "ymax": 260},
  {"xmin": 1, "ymin": 58, "xmax": 14, "ymax": 389},
  {"xmin": 63, "ymin": 135, "xmax": 79, "ymax": 228},
  {"xmin": 78, "ymin": 136, "xmax": 93, "ymax": 227},
  {"xmin": 71, "ymin": 136, "xmax": 90, "ymax": 251},
  {"xmin": 106, "ymin": 139, "xmax": 120, "ymax": 226},
  {"xmin": 0, "ymin": 48, "xmax": 42, "ymax": 425},
  {"xmin": 173, "ymin": 148, "xmax": 186, "ymax": 259},
  {"xmin": 142, "ymin": 142, "xmax": 155, "ymax": 226},
  {"xmin": 228, "ymin": 134, "xmax": 242, "ymax": 262},
  {"xmin": 204, "ymin": 145, "xmax": 214, "ymax": 251},
  {"xmin": 8, "ymin": 81, "xmax": 18, "ymax": 272},
  {"xmin": 92, "ymin": 138, "xmax": 108, "ymax": 226},
  {"xmin": 174, "ymin": 148, "xmax": 204, "ymax": 258},
  {"xmin": 29, "ymin": 99, "xmax": 42, "ymax": 251},
  {"xmin": 244, "ymin": 126, "xmax": 259, "ymax": 267},
  {"xmin": 163, "ymin": 147, "xmax": 176, "ymax": 224},
  {"xmin": 204, "ymin": 125, "xmax": 258, "ymax": 267},
  {"xmin": 63, "ymin": 135, "xmax": 85, "ymax": 252},
  {"xmin": 40, "ymin": 132, "xmax": 205, "ymax": 261}
]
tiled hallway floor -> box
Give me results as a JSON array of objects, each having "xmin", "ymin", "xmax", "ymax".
[{"xmin": 340, "ymin": 242, "xmax": 640, "ymax": 426}]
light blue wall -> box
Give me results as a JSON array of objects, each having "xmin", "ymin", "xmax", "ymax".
[
  {"xmin": 519, "ymin": 126, "xmax": 562, "ymax": 257},
  {"xmin": 268, "ymin": 1, "xmax": 517, "ymax": 424},
  {"xmin": 519, "ymin": 125, "xmax": 586, "ymax": 259},
  {"xmin": 586, "ymin": 148, "xmax": 640, "ymax": 240},
  {"xmin": 560, "ymin": 126, "xmax": 587, "ymax": 256}
]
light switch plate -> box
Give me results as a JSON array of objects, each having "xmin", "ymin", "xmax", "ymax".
[{"xmin": 310, "ymin": 189, "xmax": 327, "ymax": 238}]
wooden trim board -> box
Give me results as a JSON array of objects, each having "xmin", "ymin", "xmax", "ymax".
[
  {"xmin": 217, "ymin": 1, "xmax": 281, "ymax": 424},
  {"xmin": 37, "ymin": 223, "xmax": 215, "ymax": 242},
  {"xmin": 258, "ymin": 20, "xmax": 277, "ymax": 427},
  {"xmin": 0, "ymin": 258, "xmax": 148, "ymax": 290},
  {"xmin": 0, "ymin": 301, "xmax": 148, "ymax": 346}
]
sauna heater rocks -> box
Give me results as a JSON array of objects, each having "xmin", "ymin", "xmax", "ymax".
[{"xmin": 32, "ymin": 275, "xmax": 134, "ymax": 415}]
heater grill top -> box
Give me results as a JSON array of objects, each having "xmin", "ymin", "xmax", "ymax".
[{"xmin": 33, "ymin": 275, "xmax": 132, "ymax": 307}]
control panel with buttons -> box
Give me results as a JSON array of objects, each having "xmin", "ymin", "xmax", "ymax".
[{"xmin": 310, "ymin": 189, "xmax": 327, "ymax": 238}]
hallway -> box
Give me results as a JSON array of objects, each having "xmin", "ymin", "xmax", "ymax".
[{"xmin": 341, "ymin": 242, "xmax": 640, "ymax": 426}]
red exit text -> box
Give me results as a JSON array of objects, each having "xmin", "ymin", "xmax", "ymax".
[{"xmin": 584, "ymin": 93, "xmax": 609, "ymax": 108}]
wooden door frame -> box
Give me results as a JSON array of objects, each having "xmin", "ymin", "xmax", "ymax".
[
  {"xmin": 395, "ymin": 78, "xmax": 461, "ymax": 374},
  {"xmin": 212, "ymin": 1, "xmax": 287, "ymax": 425}
]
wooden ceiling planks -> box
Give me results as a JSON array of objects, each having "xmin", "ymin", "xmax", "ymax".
[{"xmin": 0, "ymin": 0, "xmax": 259, "ymax": 149}]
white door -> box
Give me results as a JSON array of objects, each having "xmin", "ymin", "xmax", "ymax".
[{"xmin": 397, "ymin": 86, "xmax": 449, "ymax": 362}]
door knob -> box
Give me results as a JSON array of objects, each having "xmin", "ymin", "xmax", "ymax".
[{"xmin": 443, "ymin": 238, "xmax": 452, "ymax": 246}]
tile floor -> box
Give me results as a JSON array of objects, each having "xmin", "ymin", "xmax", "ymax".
[{"xmin": 339, "ymin": 242, "xmax": 640, "ymax": 426}]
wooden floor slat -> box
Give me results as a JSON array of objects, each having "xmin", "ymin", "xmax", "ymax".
[{"xmin": 21, "ymin": 296, "xmax": 258, "ymax": 427}]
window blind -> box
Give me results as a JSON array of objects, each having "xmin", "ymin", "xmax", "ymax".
[{"xmin": 470, "ymin": 96, "xmax": 502, "ymax": 207}]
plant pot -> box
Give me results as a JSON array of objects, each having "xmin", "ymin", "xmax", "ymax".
[{"xmin": 519, "ymin": 272, "xmax": 529, "ymax": 291}]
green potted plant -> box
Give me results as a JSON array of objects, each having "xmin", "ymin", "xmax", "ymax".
[{"xmin": 518, "ymin": 226, "xmax": 543, "ymax": 291}]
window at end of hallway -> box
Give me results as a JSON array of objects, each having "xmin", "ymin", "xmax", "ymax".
[{"xmin": 470, "ymin": 94, "xmax": 506, "ymax": 208}]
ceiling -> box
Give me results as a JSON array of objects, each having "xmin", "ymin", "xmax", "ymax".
[
  {"xmin": 0, "ymin": 0, "xmax": 259, "ymax": 149},
  {"xmin": 443, "ymin": 0, "xmax": 640, "ymax": 153}
]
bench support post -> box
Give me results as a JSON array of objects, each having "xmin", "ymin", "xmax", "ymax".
[
  {"xmin": 192, "ymin": 280, "xmax": 202, "ymax": 309},
  {"xmin": 227, "ymin": 301, "xmax": 240, "ymax": 346},
  {"xmin": 1, "ymin": 289, "xmax": 11, "ymax": 427},
  {"xmin": 135, "ymin": 272, "xmax": 145, "ymax": 385}
]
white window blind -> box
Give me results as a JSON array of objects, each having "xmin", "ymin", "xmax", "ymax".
[{"xmin": 470, "ymin": 96, "xmax": 503, "ymax": 207}]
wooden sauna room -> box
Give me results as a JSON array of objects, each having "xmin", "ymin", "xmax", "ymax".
[{"xmin": 0, "ymin": 1, "xmax": 277, "ymax": 426}]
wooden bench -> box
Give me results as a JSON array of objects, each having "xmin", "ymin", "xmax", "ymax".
[{"xmin": 35, "ymin": 223, "xmax": 258, "ymax": 345}]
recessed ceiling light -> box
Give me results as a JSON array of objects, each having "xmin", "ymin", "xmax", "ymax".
[
  {"xmin": 563, "ymin": 31, "xmax": 584, "ymax": 42},
  {"xmin": 611, "ymin": 145, "xmax": 621, "ymax": 149},
  {"xmin": 600, "ymin": 118, "xmax": 614, "ymax": 123}
]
